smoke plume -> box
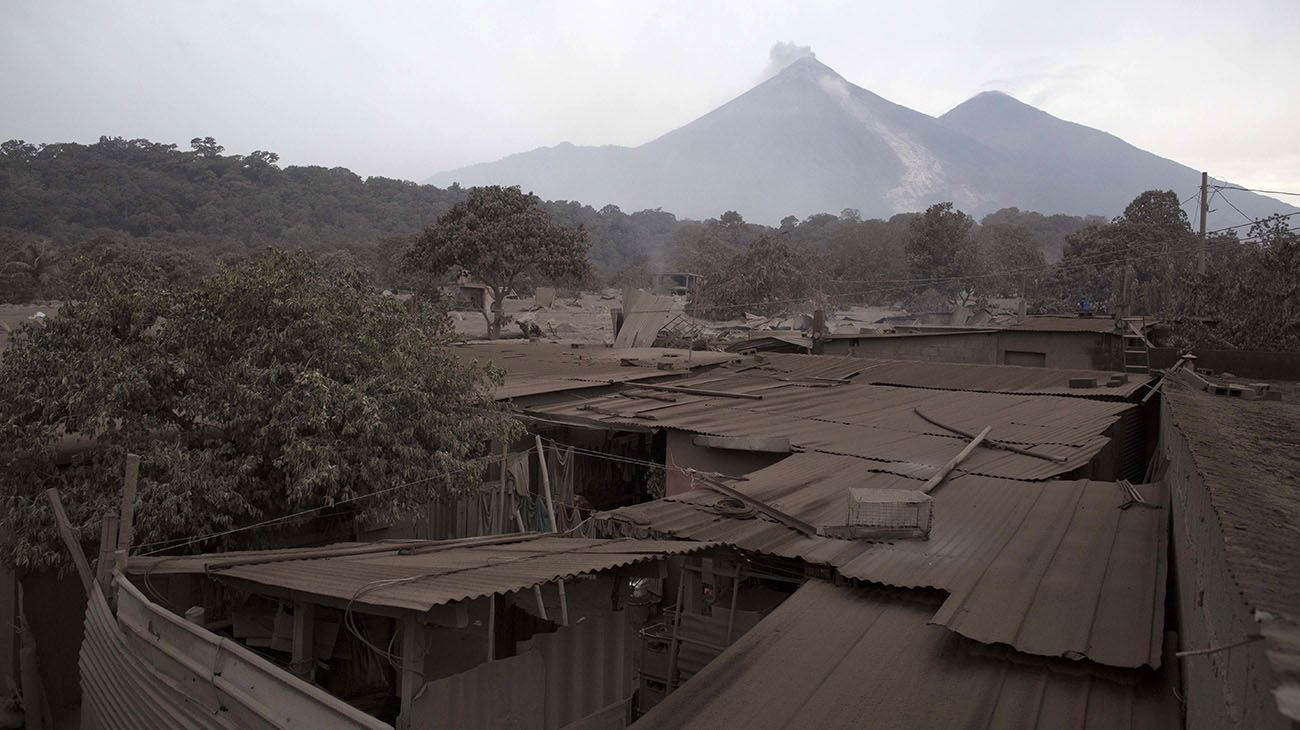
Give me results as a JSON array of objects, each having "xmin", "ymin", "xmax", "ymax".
[{"xmin": 763, "ymin": 42, "xmax": 816, "ymax": 78}]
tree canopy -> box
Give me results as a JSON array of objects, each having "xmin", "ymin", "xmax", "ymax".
[
  {"xmin": 407, "ymin": 185, "xmax": 591, "ymax": 336},
  {"xmin": 906, "ymin": 203, "xmax": 978, "ymax": 303},
  {"xmin": 0, "ymin": 249, "xmax": 520, "ymax": 570}
]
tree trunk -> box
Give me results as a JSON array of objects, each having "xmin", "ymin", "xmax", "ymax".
[{"xmin": 487, "ymin": 288, "xmax": 505, "ymax": 338}]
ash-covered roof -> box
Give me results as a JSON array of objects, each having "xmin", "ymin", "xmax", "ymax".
[
  {"xmin": 129, "ymin": 535, "xmax": 711, "ymax": 615},
  {"xmin": 635, "ymin": 580, "xmax": 1176, "ymax": 730},
  {"xmin": 1164, "ymin": 377, "xmax": 1300, "ymax": 714},
  {"xmin": 529, "ymin": 357, "xmax": 1137, "ymax": 481},
  {"xmin": 448, "ymin": 341, "xmax": 737, "ymax": 399},
  {"xmin": 755, "ymin": 352, "xmax": 1151, "ymax": 398},
  {"xmin": 600, "ymin": 452, "xmax": 1168, "ymax": 668}
]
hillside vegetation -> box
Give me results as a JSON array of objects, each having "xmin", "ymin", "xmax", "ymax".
[{"xmin": 1, "ymin": 136, "xmax": 1099, "ymax": 305}]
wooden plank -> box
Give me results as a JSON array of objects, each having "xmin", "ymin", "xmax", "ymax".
[
  {"xmin": 45, "ymin": 488, "xmax": 94, "ymax": 592},
  {"xmin": 291, "ymin": 601, "xmax": 315, "ymax": 679},
  {"xmin": 96, "ymin": 514, "xmax": 120, "ymax": 594},
  {"xmin": 397, "ymin": 614, "xmax": 425, "ymax": 730},
  {"xmin": 117, "ymin": 453, "xmax": 140, "ymax": 551},
  {"xmin": 921, "ymin": 426, "xmax": 992, "ymax": 494},
  {"xmin": 695, "ymin": 474, "xmax": 818, "ymax": 537},
  {"xmin": 913, "ymin": 408, "xmax": 1065, "ymax": 463},
  {"xmin": 630, "ymin": 382, "xmax": 763, "ymax": 400},
  {"xmin": 535, "ymin": 436, "xmax": 559, "ymax": 532}
]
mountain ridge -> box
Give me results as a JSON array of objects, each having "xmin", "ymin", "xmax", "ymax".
[{"xmin": 429, "ymin": 59, "xmax": 1296, "ymax": 226}]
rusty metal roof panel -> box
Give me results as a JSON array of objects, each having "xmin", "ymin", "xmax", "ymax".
[
  {"xmin": 601, "ymin": 453, "xmax": 1168, "ymax": 668},
  {"xmin": 532, "ymin": 376, "xmax": 1133, "ymax": 480},
  {"xmin": 634, "ymin": 580, "xmax": 1176, "ymax": 730},
  {"xmin": 449, "ymin": 342, "xmax": 738, "ymax": 400},
  {"xmin": 755, "ymin": 352, "xmax": 1153, "ymax": 397},
  {"xmin": 132, "ymin": 536, "xmax": 710, "ymax": 614}
]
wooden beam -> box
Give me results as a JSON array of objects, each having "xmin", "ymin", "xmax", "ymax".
[
  {"xmin": 117, "ymin": 453, "xmax": 140, "ymax": 551},
  {"xmin": 913, "ymin": 409, "xmax": 1065, "ymax": 463},
  {"xmin": 486, "ymin": 595, "xmax": 496, "ymax": 662},
  {"xmin": 45, "ymin": 488, "xmax": 94, "ymax": 592},
  {"xmin": 96, "ymin": 514, "xmax": 120, "ymax": 594},
  {"xmin": 921, "ymin": 426, "xmax": 992, "ymax": 494},
  {"xmin": 556, "ymin": 579, "xmax": 570, "ymax": 627},
  {"xmin": 513, "ymin": 505, "xmax": 548, "ymax": 621},
  {"xmin": 694, "ymin": 474, "xmax": 818, "ymax": 537},
  {"xmin": 535, "ymin": 438, "xmax": 570, "ymax": 624},
  {"xmin": 535, "ymin": 436, "xmax": 559, "ymax": 533},
  {"xmin": 629, "ymin": 382, "xmax": 763, "ymax": 400},
  {"xmin": 291, "ymin": 601, "xmax": 315, "ymax": 679},
  {"xmin": 397, "ymin": 614, "xmax": 425, "ymax": 730}
]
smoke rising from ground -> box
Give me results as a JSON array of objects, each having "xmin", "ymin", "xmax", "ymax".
[{"xmin": 763, "ymin": 42, "xmax": 816, "ymax": 79}]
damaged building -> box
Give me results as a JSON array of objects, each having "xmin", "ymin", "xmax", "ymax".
[{"xmin": 53, "ymin": 341, "xmax": 1299, "ymax": 729}]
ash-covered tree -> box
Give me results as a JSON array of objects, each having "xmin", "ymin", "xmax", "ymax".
[
  {"xmin": 1039, "ymin": 190, "xmax": 1194, "ymax": 313},
  {"xmin": 408, "ymin": 186, "xmax": 590, "ymax": 337},
  {"xmin": 691, "ymin": 235, "xmax": 813, "ymax": 319},
  {"xmin": 906, "ymin": 202, "xmax": 978, "ymax": 304},
  {"xmin": 0, "ymin": 249, "xmax": 520, "ymax": 570},
  {"xmin": 971, "ymin": 222, "xmax": 1046, "ymax": 298},
  {"xmin": 1174, "ymin": 216, "xmax": 1300, "ymax": 351}
]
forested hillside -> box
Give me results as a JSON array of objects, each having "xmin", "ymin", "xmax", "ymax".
[{"xmin": 0, "ymin": 136, "xmax": 1097, "ymax": 304}]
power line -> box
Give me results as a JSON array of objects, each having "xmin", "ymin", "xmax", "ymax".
[
  {"xmin": 1206, "ymin": 210, "xmax": 1300, "ymax": 235},
  {"xmin": 1214, "ymin": 185, "xmax": 1300, "ymax": 198},
  {"xmin": 1214, "ymin": 188, "xmax": 1257, "ymax": 228},
  {"xmin": 133, "ymin": 448, "xmax": 530, "ymax": 556},
  {"xmin": 615, "ymin": 224, "xmax": 1253, "ymax": 317}
]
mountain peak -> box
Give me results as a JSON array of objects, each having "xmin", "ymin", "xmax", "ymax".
[
  {"xmin": 950, "ymin": 90, "xmax": 1033, "ymax": 112},
  {"xmin": 773, "ymin": 55, "xmax": 839, "ymax": 80}
]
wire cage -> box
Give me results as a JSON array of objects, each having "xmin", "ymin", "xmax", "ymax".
[{"xmin": 842, "ymin": 488, "xmax": 933, "ymax": 539}]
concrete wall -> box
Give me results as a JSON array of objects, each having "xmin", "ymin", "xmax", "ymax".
[
  {"xmin": 824, "ymin": 330, "xmax": 1125, "ymax": 371},
  {"xmin": 1151, "ymin": 348, "xmax": 1300, "ymax": 381},
  {"xmin": 822, "ymin": 332, "xmax": 998, "ymax": 365},
  {"xmin": 664, "ymin": 430, "xmax": 788, "ymax": 497},
  {"xmin": 1162, "ymin": 401, "xmax": 1292, "ymax": 729},
  {"xmin": 996, "ymin": 331, "xmax": 1123, "ymax": 371}
]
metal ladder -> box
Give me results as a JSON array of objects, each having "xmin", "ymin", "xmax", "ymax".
[{"xmin": 1123, "ymin": 317, "xmax": 1151, "ymax": 374}]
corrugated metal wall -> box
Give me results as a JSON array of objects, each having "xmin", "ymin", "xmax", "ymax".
[
  {"xmin": 80, "ymin": 576, "xmax": 392, "ymax": 730},
  {"xmin": 411, "ymin": 609, "xmax": 633, "ymax": 730}
]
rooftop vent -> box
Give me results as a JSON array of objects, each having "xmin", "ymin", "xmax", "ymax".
[{"xmin": 822, "ymin": 488, "xmax": 933, "ymax": 540}]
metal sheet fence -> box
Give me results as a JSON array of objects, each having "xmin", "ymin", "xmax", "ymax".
[
  {"xmin": 411, "ymin": 609, "xmax": 633, "ymax": 730},
  {"xmin": 80, "ymin": 575, "xmax": 391, "ymax": 730}
]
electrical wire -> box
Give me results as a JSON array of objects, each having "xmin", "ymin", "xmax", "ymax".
[
  {"xmin": 133, "ymin": 448, "xmax": 531, "ymax": 556},
  {"xmin": 1206, "ymin": 210, "xmax": 1299, "ymax": 235},
  {"xmin": 1213, "ymin": 185, "xmax": 1300, "ymax": 198},
  {"xmin": 1214, "ymin": 187, "xmax": 1262, "ymax": 227},
  {"xmin": 615, "ymin": 235, "xmax": 1254, "ymax": 316}
]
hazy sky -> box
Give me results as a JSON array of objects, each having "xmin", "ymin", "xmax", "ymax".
[{"xmin": 4, "ymin": 0, "xmax": 1298, "ymax": 194}]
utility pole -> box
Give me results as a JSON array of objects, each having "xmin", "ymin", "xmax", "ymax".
[{"xmin": 1198, "ymin": 171, "xmax": 1209, "ymax": 275}]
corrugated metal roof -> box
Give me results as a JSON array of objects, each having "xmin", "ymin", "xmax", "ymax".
[
  {"xmin": 757, "ymin": 352, "xmax": 1152, "ymax": 398},
  {"xmin": 449, "ymin": 342, "xmax": 737, "ymax": 399},
  {"xmin": 600, "ymin": 452, "xmax": 1168, "ymax": 668},
  {"xmin": 81, "ymin": 576, "xmax": 391, "ymax": 730},
  {"xmin": 130, "ymin": 536, "xmax": 711, "ymax": 615},
  {"xmin": 633, "ymin": 580, "xmax": 1176, "ymax": 730},
  {"xmin": 996, "ymin": 315, "xmax": 1134, "ymax": 333},
  {"xmin": 530, "ymin": 366, "xmax": 1135, "ymax": 480}
]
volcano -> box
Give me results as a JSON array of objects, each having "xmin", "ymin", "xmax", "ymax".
[{"xmin": 429, "ymin": 57, "xmax": 1296, "ymax": 225}]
